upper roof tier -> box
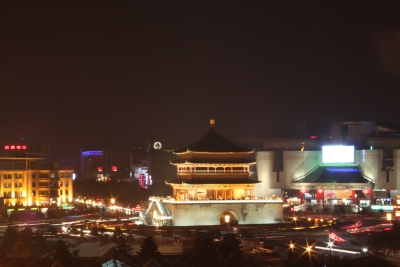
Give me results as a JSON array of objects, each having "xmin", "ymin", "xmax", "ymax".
[{"xmin": 173, "ymin": 119, "xmax": 255, "ymax": 154}]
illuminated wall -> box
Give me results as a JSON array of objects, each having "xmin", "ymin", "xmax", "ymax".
[
  {"xmin": 357, "ymin": 149, "xmax": 380, "ymax": 186},
  {"xmin": 283, "ymin": 151, "xmax": 320, "ymax": 184},
  {"xmin": 255, "ymin": 151, "xmax": 280, "ymax": 197},
  {"xmin": 164, "ymin": 200, "xmax": 283, "ymax": 226}
]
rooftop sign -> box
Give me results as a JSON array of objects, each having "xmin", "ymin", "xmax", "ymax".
[
  {"xmin": 4, "ymin": 145, "xmax": 26, "ymax": 150},
  {"xmin": 322, "ymin": 145, "xmax": 354, "ymax": 163}
]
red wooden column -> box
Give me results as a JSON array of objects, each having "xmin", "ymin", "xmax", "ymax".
[
  {"xmin": 316, "ymin": 189, "xmax": 324, "ymax": 204},
  {"xmin": 369, "ymin": 189, "xmax": 373, "ymax": 204},
  {"xmin": 299, "ymin": 190, "xmax": 304, "ymax": 201},
  {"xmin": 351, "ymin": 190, "xmax": 358, "ymax": 205}
]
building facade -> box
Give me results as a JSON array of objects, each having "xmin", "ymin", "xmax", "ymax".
[
  {"xmin": 0, "ymin": 144, "xmax": 73, "ymax": 207},
  {"xmin": 80, "ymin": 145, "xmax": 151, "ymax": 184},
  {"xmin": 239, "ymin": 121, "xmax": 400, "ymax": 212},
  {"xmin": 145, "ymin": 120, "xmax": 283, "ymax": 226}
]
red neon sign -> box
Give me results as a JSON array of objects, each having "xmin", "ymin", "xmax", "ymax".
[
  {"xmin": 98, "ymin": 167, "xmax": 103, "ymax": 172},
  {"xmin": 4, "ymin": 145, "xmax": 27, "ymax": 150},
  {"xmin": 112, "ymin": 166, "xmax": 117, "ymax": 172}
]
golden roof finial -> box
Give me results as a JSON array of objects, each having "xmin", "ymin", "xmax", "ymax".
[{"xmin": 210, "ymin": 119, "xmax": 215, "ymax": 128}]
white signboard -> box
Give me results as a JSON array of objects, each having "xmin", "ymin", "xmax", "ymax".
[{"xmin": 322, "ymin": 145, "xmax": 354, "ymax": 163}]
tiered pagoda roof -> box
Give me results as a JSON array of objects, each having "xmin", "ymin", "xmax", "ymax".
[
  {"xmin": 167, "ymin": 119, "xmax": 258, "ymax": 186},
  {"xmin": 171, "ymin": 158, "xmax": 255, "ymax": 164},
  {"xmin": 165, "ymin": 178, "xmax": 259, "ymax": 185},
  {"xmin": 173, "ymin": 119, "xmax": 254, "ymax": 154}
]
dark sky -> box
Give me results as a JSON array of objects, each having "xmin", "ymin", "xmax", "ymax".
[{"xmin": 1, "ymin": 1, "xmax": 400, "ymax": 154}]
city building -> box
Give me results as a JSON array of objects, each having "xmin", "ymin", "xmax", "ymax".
[
  {"xmin": 80, "ymin": 150, "xmax": 104, "ymax": 180},
  {"xmin": 80, "ymin": 145, "xmax": 152, "ymax": 187},
  {"xmin": 0, "ymin": 144, "xmax": 73, "ymax": 207},
  {"xmin": 239, "ymin": 121, "xmax": 400, "ymax": 212},
  {"xmin": 144, "ymin": 120, "xmax": 283, "ymax": 226}
]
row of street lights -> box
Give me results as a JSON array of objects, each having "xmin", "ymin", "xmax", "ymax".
[
  {"xmin": 288, "ymin": 240, "xmax": 314, "ymax": 255},
  {"xmin": 289, "ymin": 236, "xmax": 334, "ymax": 263}
]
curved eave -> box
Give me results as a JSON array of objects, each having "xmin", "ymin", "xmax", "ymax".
[
  {"xmin": 165, "ymin": 180, "xmax": 260, "ymax": 185},
  {"xmin": 174, "ymin": 150, "xmax": 254, "ymax": 155},
  {"xmin": 170, "ymin": 160, "xmax": 256, "ymax": 165}
]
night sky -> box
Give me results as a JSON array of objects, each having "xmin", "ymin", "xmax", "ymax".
[{"xmin": 1, "ymin": 1, "xmax": 400, "ymax": 154}]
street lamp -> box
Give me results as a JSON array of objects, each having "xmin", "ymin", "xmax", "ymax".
[
  {"xmin": 328, "ymin": 240, "xmax": 334, "ymax": 261},
  {"xmin": 160, "ymin": 214, "xmax": 165, "ymax": 227},
  {"xmin": 293, "ymin": 216, "xmax": 297, "ymax": 228},
  {"xmin": 387, "ymin": 213, "xmax": 392, "ymax": 230},
  {"xmin": 225, "ymin": 214, "xmax": 230, "ymax": 234},
  {"xmin": 362, "ymin": 247, "xmax": 368, "ymax": 254},
  {"xmin": 289, "ymin": 243, "xmax": 295, "ymax": 261}
]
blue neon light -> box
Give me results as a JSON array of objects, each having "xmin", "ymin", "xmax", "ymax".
[
  {"xmin": 326, "ymin": 168, "xmax": 360, "ymax": 173},
  {"xmin": 81, "ymin": 151, "xmax": 103, "ymax": 156}
]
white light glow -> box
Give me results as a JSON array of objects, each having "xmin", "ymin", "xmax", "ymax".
[
  {"xmin": 315, "ymin": 246, "xmax": 360, "ymax": 255},
  {"xmin": 322, "ymin": 146, "xmax": 354, "ymax": 163}
]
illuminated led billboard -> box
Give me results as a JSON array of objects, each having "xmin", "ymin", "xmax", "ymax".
[{"xmin": 322, "ymin": 145, "xmax": 354, "ymax": 163}]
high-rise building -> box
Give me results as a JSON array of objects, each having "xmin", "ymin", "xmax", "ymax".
[{"xmin": 0, "ymin": 144, "xmax": 74, "ymax": 207}]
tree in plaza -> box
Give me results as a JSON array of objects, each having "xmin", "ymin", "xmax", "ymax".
[
  {"xmin": 218, "ymin": 233, "xmax": 243, "ymax": 264},
  {"xmin": 114, "ymin": 236, "xmax": 133, "ymax": 255},
  {"xmin": 1, "ymin": 225, "xmax": 19, "ymax": 253},
  {"xmin": 31, "ymin": 232, "xmax": 47, "ymax": 258},
  {"xmin": 53, "ymin": 239, "xmax": 72, "ymax": 265},
  {"xmin": 182, "ymin": 231, "xmax": 218, "ymax": 267},
  {"xmin": 11, "ymin": 236, "xmax": 33, "ymax": 259},
  {"xmin": 137, "ymin": 235, "xmax": 161, "ymax": 261},
  {"xmin": 20, "ymin": 226, "xmax": 33, "ymax": 241}
]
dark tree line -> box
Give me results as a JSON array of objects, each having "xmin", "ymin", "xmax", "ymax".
[
  {"xmin": 0, "ymin": 225, "xmax": 47, "ymax": 266},
  {"xmin": 110, "ymin": 229, "xmax": 244, "ymax": 266},
  {"xmin": 182, "ymin": 232, "xmax": 244, "ymax": 267}
]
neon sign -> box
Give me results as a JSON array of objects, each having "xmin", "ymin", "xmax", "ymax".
[{"xmin": 4, "ymin": 145, "xmax": 26, "ymax": 150}]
